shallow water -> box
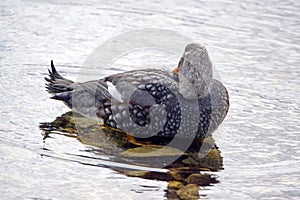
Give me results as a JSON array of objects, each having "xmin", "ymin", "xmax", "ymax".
[{"xmin": 1, "ymin": 0, "xmax": 300, "ymax": 199}]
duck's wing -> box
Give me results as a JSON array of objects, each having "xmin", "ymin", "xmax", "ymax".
[
  {"xmin": 104, "ymin": 69, "xmax": 179, "ymax": 101},
  {"xmin": 103, "ymin": 69, "xmax": 182, "ymax": 138}
]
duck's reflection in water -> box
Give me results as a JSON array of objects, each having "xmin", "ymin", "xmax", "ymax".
[{"xmin": 40, "ymin": 111, "xmax": 223, "ymax": 200}]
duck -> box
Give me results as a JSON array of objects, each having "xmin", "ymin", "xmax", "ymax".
[{"xmin": 45, "ymin": 43, "xmax": 229, "ymax": 141}]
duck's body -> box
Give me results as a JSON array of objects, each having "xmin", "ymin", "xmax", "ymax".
[{"xmin": 45, "ymin": 44, "xmax": 229, "ymax": 140}]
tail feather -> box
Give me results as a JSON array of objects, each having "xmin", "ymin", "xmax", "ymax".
[
  {"xmin": 50, "ymin": 93, "xmax": 72, "ymax": 108},
  {"xmin": 45, "ymin": 60, "xmax": 112, "ymax": 117},
  {"xmin": 49, "ymin": 60, "xmax": 64, "ymax": 80},
  {"xmin": 45, "ymin": 60, "xmax": 74, "ymax": 107}
]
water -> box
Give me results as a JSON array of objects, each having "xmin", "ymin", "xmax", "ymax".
[{"xmin": 1, "ymin": 0, "xmax": 300, "ymax": 199}]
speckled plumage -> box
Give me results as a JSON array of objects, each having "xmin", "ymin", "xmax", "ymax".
[{"xmin": 45, "ymin": 43, "xmax": 229, "ymax": 139}]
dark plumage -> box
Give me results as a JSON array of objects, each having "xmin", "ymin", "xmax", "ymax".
[{"xmin": 45, "ymin": 43, "xmax": 229, "ymax": 140}]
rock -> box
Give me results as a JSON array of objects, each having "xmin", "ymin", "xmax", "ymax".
[
  {"xmin": 168, "ymin": 181, "xmax": 184, "ymax": 189},
  {"xmin": 185, "ymin": 173, "xmax": 218, "ymax": 186},
  {"xmin": 176, "ymin": 184, "xmax": 199, "ymax": 200},
  {"xmin": 121, "ymin": 145, "xmax": 183, "ymax": 157}
]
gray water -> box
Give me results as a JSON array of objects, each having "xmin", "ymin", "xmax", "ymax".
[{"xmin": 1, "ymin": 0, "xmax": 300, "ymax": 199}]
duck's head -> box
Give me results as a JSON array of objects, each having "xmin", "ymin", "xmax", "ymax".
[{"xmin": 173, "ymin": 43, "xmax": 213, "ymax": 100}]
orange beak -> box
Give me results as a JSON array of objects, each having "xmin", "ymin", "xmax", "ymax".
[
  {"xmin": 173, "ymin": 57, "xmax": 184, "ymax": 74},
  {"xmin": 173, "ymin": 66, "xmax": 179, "ymax": 74}
]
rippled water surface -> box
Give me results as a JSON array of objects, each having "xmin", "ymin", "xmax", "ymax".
[{"xmin": 1, "ymin": 0, "xmax": 300, "ymax": 199}]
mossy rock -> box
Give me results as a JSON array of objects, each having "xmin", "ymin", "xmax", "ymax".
[
  {"xmin": 121, "ymin": 145, "xmax": 184, "ymax": 157},
  {"xmin": 176, "ymin": 184, "xmax": 200, "ymax": 200},
  {"xmin": 40, "ymin": 111, "xmax": 223, "ymax": 171}
]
